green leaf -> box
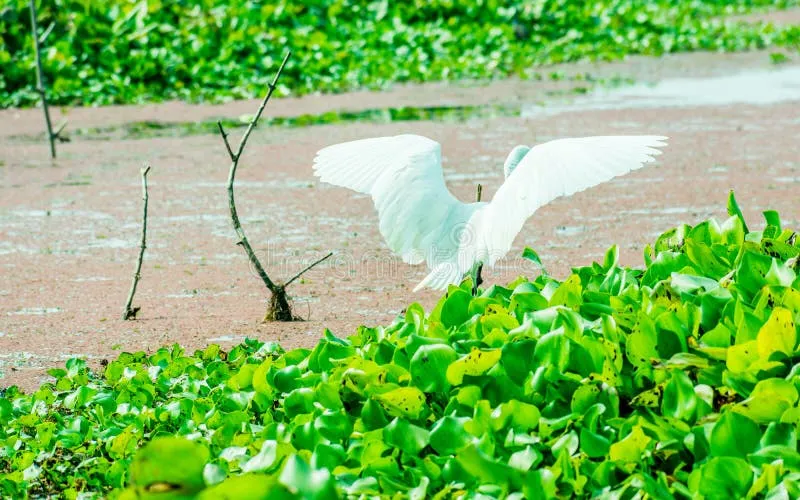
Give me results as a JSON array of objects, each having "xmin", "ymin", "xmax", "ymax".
[
  {"xmin": 456, "ymin": 443, "xmax": 518, "ymax": 487},
  {"xmin": 241, "ymin": 440, "xmax": 281, "ymax": 473},
  {"xmin": 763, "ymin": 210, "xmax": 781, "ymax": 230},
  {"xmin": 501, "ymin": 339, "xmax": 537, "ymax": 385},
  {"xmin": 410, "ymin": 344, "xmax": 458, "ymax": 392},
  {"xmin": 734, "ymin": 378, "xmax": 799, "ymax": 423},
  {"xmin": 440, "ymin": 289, "xmax": 473, "ymax": 328},
  {"xmin": 662, "ymin": 370, "xmax": 697, "ymax": 421},
  {"xmin": 374, "ymin": 387, "xmax": 426, "ymax": 420},
  {"xmin": 727, "ymin": 190, "xmax": 749, "ymax": 233},
  {"xmin": 522, "ymin": 247, "xmax": 544, "ymax": 270},
  {"xmin": 383, "ymin": 418, "xmax": 430, "ymax": 455},
  {"xmin": 446, "ymin": 347, "xmax": 502, "ymax": 385},
  {"xmin": 508, "ymin": 446, "xmax": 541, "ymax": 471},
  {"xmin": 697, "ymin": 457, "xmax": 753, "ymax": 498},
  {"xmin": 430, "ymin": 416, "xmax": 470, "ymax": 455},
  {"xmin": 129, "ymin": 437, "xmax": 209, "ymax": 494},
  {"xmin": 757, "ymin": 307, "xmax": 796, "ymax": 358},
  {"xmin": 0, "ymin": 398, "xmax": 13, "ymax": 423},
  {"xmin": 198, "ymin": 473, "xmax": 283, "ymax": 499},
  {"xmin": 710, "ymin": 411, "xmax": 760, "ymax": 458},
  {"xmin": 579, "ymin": 428, "xmax": 611, "ymax": 458},
  {"xmin": 609, "ymin": 425, "xmax": 652, "ymax": 466},
  {"xmin": 278, "ymin": 455, "xmax": 337, "ymax": 499},
  {"xmin": 64, "ymin": 386, "xmax": 96, "ymax": 410},
  {"xmin": 550, "ymin": 274, "xmax": 583, "ymax": 309}
]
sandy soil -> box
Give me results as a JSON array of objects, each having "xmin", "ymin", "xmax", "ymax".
[{"xmin": 1, "ymin": 49, "xmax": 799, "ymax": 391}]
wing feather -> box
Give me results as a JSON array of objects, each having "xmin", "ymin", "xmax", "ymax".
[
  {"xmin": 313, "ymin": 135, "xmax": 480, "ymax": 288},
  {"xmin": 458, "ymin": 135, "xmax": 668, "ymax": 273}
]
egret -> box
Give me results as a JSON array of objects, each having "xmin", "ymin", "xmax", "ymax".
[{"xmin": 313, "ymin": 134, "xmax": 668, "ymax": 293}]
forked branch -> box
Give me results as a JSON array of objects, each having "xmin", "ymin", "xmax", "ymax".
[
  {"xmin": 218, "ymin": 51, "xmax": 331, "ymax": 321},
  {"xmin": 123, "ymin": 165, "xmax": 151, "ymax": 320}
]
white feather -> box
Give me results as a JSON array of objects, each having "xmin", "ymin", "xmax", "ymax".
[
  {"xmin": 313, "ymin": 134, "xmax": 668, "ymax": 291},
  {"xmin": 457, "ymin": 136, "xmax": 668, "ymax": 278},
  {"xmin": 313, "ymin": 135, "xmax": 483, "ymax": 290}
]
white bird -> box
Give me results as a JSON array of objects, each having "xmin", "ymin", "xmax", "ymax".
[{"xmin": 313, "ymin": 134, "xmax": 668, "ymax": 292}]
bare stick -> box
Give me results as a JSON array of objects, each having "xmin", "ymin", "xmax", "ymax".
[
  {"xmin": 123, "ymin": 165, "xmax": 151, "ymax": 320},
  {"xmin": 285, "ymin": 252, "xmax": 333, "ymax": 287},
  {"xmin": 29, "ymin": 0, "xmax": 57, "ymax": 159}
]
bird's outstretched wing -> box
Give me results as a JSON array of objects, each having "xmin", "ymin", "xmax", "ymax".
[
  {"xmin": 313, "ymin": 135, "xmax": 482, "ymax": 290},
  {"xmin": 459, "ymin": 135, "xmax": 668, "ymax": 273}
]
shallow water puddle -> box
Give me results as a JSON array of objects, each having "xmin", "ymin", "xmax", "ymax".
[
  {"xmin": 7, "ymin": 307, "xmax": 61, "ymax": 316},
  {"xmin": 525, "ymin": 65, "xmax": 800, "ymax": 115}
]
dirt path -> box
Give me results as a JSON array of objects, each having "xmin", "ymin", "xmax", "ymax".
[{"xmin": 1, "ymin": 50, "xmax": 799, "ymax": 391}]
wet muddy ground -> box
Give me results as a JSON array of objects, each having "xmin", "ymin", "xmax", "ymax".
[{"xmin": 2, "ymin": 48, "xmax": 799, "ymax": 391}]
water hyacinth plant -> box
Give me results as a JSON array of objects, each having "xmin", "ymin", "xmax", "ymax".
[{"xmin": 3, "ymin": 0, "xmax": 800, "ymax": 107}]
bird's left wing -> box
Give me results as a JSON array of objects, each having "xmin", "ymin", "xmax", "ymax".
[
  {"xmin": 460, "ymin": 135, "xmax": 668, "ymax": 272},
  {"xmin": 313, "ymin": 135, "xmax": 478, "ymax": 284}
]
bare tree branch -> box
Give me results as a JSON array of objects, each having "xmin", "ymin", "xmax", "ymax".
[
  {"xmin": 123, "ymin": 165, "xmax": 151, "ymax": 320},
  {"xmin": 217, "ymin": 121, "xmax": 236, "ymax": 162},
  {"xmin": 223, "ymin": 52, "xmax": 291, "ymax": 294},
  {"xmin": 220, "ymin": 51, "xmax": 333, "ymax": 321},
  {"xmin": 285, "ymin": 252, "xmax": 333, "ymax": 287},
  {"xmin": 29, "ymin": 0, "xmax": 59, "ymax": 159},
  {"xmin": 231, "ymin": 52, "xmax": 291, "ymax": 157}
]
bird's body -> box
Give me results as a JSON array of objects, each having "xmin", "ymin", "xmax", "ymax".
[{"xmin": 313, "ymin": 134, "xmax": 667, "ymax": 291}]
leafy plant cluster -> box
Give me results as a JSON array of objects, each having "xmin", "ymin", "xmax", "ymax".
[
  {"xmin": 2, "ymin": 193, "xmax": 800, "ymax": 498},
  {"xmin": 2, "ymin": 0, "xmax": 800, "ymax": 107}
]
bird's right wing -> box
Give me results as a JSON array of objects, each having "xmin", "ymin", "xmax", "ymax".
[
  {"xmin": 313, "ymin": 135, "xmax": 478, "ymax": 281},
  {"xmin": 459, "ymin": 135, "xmax": 668, "ymax": 273}
]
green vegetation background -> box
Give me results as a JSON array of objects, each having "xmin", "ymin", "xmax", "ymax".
[{"xmin": 2, "ymin": 0, "xmax": 800, "ymax": 107}]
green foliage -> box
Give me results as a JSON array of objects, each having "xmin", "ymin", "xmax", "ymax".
[
  {"xmin": 2, "ymin": 0, "xmax": 800, "ymax": 107},
  {"xmin": 3, "ymin": 194, "xmax": 800, "ymax": 498}
]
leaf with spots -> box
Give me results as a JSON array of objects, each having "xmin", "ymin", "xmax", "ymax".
[{"xmin": 446, "ymin": 347, "xmax": 502, "ymax": 386}]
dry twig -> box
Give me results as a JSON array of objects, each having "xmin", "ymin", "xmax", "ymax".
[{"xmin": 123, "ymin": 165, "xmax": 151, "ymax": 320}]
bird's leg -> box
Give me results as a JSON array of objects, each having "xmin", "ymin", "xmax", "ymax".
[
  {"xmin": 472, "ymin": 183, "xmax": 484, "ymax": 296},
  {"xmin": 472, "ymin": 262, "xmax": 484, "ymax": 296}
]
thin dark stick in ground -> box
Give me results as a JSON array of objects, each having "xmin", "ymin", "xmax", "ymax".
[
  {"xmin": 28, "ymin": 0, "xmax": 66, "ymax": 159},
  {"xmin": 218, "ymin": 51, "xmax": 332, "ymax": 322},
  {"xmin": 123, "ymin": 165, "xmax": 151, "ymax": 320}
]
